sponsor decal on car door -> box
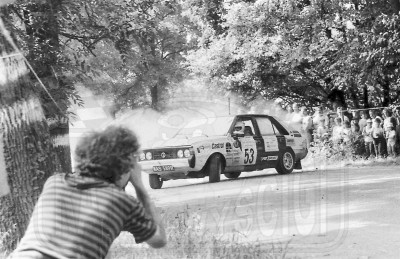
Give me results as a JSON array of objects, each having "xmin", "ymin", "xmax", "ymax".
[
  {"xmin": 225, "ymin": 140, "xmax": 242, "ymax": 166},
  {"xmin": 263, "ymin": 136, "xmax": 279, "ymax": 152}
]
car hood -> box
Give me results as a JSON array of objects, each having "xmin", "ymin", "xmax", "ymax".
[{"xmin": 147, "ymin": 135, "xmax": 225, "ymax": 148}]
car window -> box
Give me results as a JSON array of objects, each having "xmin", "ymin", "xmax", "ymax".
[
  {"xmin": 255, "ymin": 117, "xmax": 275, "ymax": 135},
  {"xmin": 242, "ymin": 120, "xmax": 255, "ymax": 136},
  {"xmin": 272, "ymin": 123, "xmax": 285, "ymax": 136},
  {"xmin": 232, "ymin": 118, "xmax": 255, "ymax": 136}
]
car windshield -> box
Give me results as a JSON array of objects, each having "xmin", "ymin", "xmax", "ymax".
[{"xmin": 172, "ymin": 116, "xmax": 234, "ymax": 138}]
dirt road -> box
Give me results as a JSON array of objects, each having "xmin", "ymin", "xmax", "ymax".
[{"xmin": 140, "ymin": 165, "xmax": 400, "ymax": 258}]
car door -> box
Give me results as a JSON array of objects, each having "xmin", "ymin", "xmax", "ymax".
[
  {"xmin": 229, "ymin": 117, "xmax": 260, "ymax": 171},
  {"xmin": 253, "ymin": 116, "xmax": 281, "ymax": 168}
]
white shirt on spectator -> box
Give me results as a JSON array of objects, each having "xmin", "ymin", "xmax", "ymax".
[
  {"xmin": 383, "ymin": 117, "xmax": 393, "ymax": 132},
  {"xmin": 362, "ymin": 126, "xmax": 373, "ymax": 142},
  {"xmin": 302, "ymin": 115, "xmax": 313, "ymax": 132},
  {"xmin": 332, "ymin": 125, "xmax": 343, "ymax": 143}
]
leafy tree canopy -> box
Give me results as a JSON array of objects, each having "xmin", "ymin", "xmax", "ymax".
[
  {"xmin": 187, "ymin": 0, "xmax": 400, "ymax": 109},
  {"xmin": 3, "ymin": 0, "xmax": 197, "ymax": 116}
]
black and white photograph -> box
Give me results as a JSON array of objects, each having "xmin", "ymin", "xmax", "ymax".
[{"xmin": 1, "ymin": 0, "xmax": 400, "ymax": 258}]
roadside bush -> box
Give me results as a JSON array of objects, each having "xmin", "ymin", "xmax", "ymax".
[{"xmin": 309, "ymin": 139, "xmax": 365, "ymax": 163}]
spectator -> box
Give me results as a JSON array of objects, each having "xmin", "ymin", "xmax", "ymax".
[
  {"xmin": 351, "ymin": 110, "xmax": 360, "ymax": 124},
  {"xmin": 342, "ymin": 120, "xmax": 352, "ymax": 144},
  {"xmin": 301, "ymin": 106, "xmax": 313, "ymax": 148},
  {"xmin": 284, "ymin": 105, "xmax": 294, "ymax": 123},
  {"xmin": 291, "ymin": 103, "xmax": 303, "ymax": 127},
  {"xmin": 9, "ymin": 126, "xmax": 167, "ymax": 259},
  {"xmin": 350, "ymin": 121, "xmax": 363, "ymax": 155},
  {"xmin": 359, "ymin": 111, "xmax": 368, "ymax": 132},
  {"xmin": 394, "ymin": 107, "xmax": 400, "ymax": 154},
  {"xmin": 324, "ymin": 103, "xmax": 337, "ymax": 129},
  {"xmin": 312, "ymin": 106, "xmax": 324, "ymax": 126},
  {"xmin": 383, "ymin": 108, "xmax": 397, "ymax": 132},
  {"xmin": 321, "ymin": 103, "xmax": 329, "ymax": 114},
  {"xmin": 326, "ymin": 115, "xmax": 336, "ymax": 133},
  {"xmin": 362, "ymin": 119, "xmax": 374, "ymax": 159},
  {"xmin": 350, "ymin": 120, "xmax": 361, "ymax": 136},
  {"xmin": 332, "ymin": 117, "xmax": 344, "ymax": 144},
  {"xmin": 369, "ymin": 109, "xmax": 383, "ymax": 122},
  {"xmin": 369, "ymin": 109, "xmax": 377, "ymax": 120},
  {"xmin": 293, "ymin": 102, "xmax": 300, "ymax": 114},
  {"xmin": 337, "ymin": 106, "xmax": 350, "ymax": 123},
  {"xmin": 315, "ymin": 117, "xmax": 329, "ymax": 142},
  {"xmin": 372, "ymin": 117, "xmax": 385, "ymax": 159},
  {"xmin": 386, "ymin": 123, "xmax": 397, "ymax": 158},
  {"xmin": 393, "ymin": 107, "xmax": 400, "ymax": 126}
]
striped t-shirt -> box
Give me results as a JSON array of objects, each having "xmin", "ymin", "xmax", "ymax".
[{"xmin": 9, "ymin": 173, "xmax": 156, "ymax": 259}]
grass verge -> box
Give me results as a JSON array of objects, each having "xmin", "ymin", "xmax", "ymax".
[{"xmin": 106, "ymin": 207, "xmax": 296, "ymax": 259}]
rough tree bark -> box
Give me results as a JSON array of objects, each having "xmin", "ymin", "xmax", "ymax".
[
  {"xmin": 381, "ymin": 79, "xmax": 391, "ymax": 107},
  {"xmin": 22, "ymin": 0, "xmax": 71, "ymax": 174},
  {"xmin": 390, "ymin": 0, "xmax": 400, "ymax": 13},
  {"xmin": 0, "ymin": 32, "xmax": 56, "ymax": 252},
  {"xmin": 362, "ymin": 85, "xmax": 369, "ymax": 108},
  {"xmin": 151, "ymin": 84, "xmax": 159, "ymax": 111}
]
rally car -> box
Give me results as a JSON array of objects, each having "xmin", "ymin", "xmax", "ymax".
[{"xmin": 139, "ymin": 114, "xmax": 308, "ymax": 189}]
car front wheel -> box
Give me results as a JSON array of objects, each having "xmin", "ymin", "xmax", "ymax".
[
  {"xmin": 149, "ymin": 174, "xmax": 163, "ymax": 189},
  {"xmin": 208, "ymin": 154, "xmax": 224, "ymax": 183},
  {"xmin": 276, "ymin": 149, "xmax": 295, "ymax": 174}
]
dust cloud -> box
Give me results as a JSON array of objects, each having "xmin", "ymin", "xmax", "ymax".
[{"xmin": 69, "ymin": 81, "xmax": 302, "ymax": 152}]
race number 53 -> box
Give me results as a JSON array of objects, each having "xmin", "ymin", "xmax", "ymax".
[{"xmin": 244, "ymin": 148, "xmax": 254, "ymax": 164}]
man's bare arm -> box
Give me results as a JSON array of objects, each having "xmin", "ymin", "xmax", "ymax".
[{"xmin": 129, "ymin": 165, "xmax": 167, "ymax": 248}]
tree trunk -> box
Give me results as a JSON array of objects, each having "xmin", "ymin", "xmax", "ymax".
[
  {"xmin": 381, "ymin": 80, "xmax": 391, "ymax": 107},
  {"xmin": 0, "ymin": 35, "xmax": 56, "ymax": 252},
  {"xmin": 363, "ymin": 85, "xmax": 369, "ymax": 108},
  {"xmin": 151, "ymin": 84, "xmax": 159, "ymax": 111},
  {"xmin": 23, "ymin": 1, "xmax": 71, "ymax": 173},
  {"xmin": 390, "ymin": 0, "xmax": 400, "ymax": 14},
  {"xmin": 350, "ymin": 82, "xmax": 360, "ymax": 108}
]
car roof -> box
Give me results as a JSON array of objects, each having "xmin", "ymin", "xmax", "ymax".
[{"xmin": 235, "ymin": 114, "xmax": 273, "ymax": 118}]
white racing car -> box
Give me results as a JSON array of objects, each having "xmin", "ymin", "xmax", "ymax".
[{"xmin": 139, "ymin": 114, "xmax": 308, "ymax": 189}]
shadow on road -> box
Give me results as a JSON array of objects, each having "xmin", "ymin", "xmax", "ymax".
[{"xmin": 158, "ymin": 169, "xmax": 308, "ymax": 190}]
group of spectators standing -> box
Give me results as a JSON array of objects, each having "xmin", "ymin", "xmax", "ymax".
[{"xmin": 284, "ymin": 103, "xmax": 400, "ymax": 159}]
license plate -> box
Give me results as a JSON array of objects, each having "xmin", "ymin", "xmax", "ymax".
[{"xmin": 153, "ymin": 165, "xmax": 174, "ymax": 172}]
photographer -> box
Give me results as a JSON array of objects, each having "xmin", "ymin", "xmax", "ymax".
[{"xmin": 9, "ymin": 126, "xmax": 166, "ymax": 259}]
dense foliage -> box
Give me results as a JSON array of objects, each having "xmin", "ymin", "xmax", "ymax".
[
  {"xmin": 2, "ymin": 0, "xmax": 197, "ymax": 114},
  {"xmin": 2, "ymin": 0, "xmax": 400, "ymax": 113},
  {"xmin": 187, "ymin": 0, "xmax": 400, "ymax": 109}
]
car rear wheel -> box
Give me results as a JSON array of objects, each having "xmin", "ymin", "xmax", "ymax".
[
  {"xmin": 208, "ymin": 154, "xmax": 224, "ymax": 183},
  {"xmin": 276, "ymin": 149, "xmax": 295, "ymax": 174},
  {"xmin": 149, "ymin": 174, "xmax": 163, "ymax": 189},
  {"xmin": 225, "ymin": 172, "xmax": 241, "ymax": 179}
]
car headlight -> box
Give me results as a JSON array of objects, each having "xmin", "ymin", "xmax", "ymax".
[
  {"xmin": 145, "ymin": 152, "xmax": 152, "ymax": 160},
  {"xmin": 177, "ymin": 150, "xmax": 184, "ymax": 158},
  {"xmin": 184, "ymin": 149, "xmax": 190, "ymax": 158},
  {"xmin": 140, "ymin": 152, "xmax": 146, "ymax": 161}
]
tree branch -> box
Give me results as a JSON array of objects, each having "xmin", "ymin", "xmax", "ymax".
[{"xmin": 163, "ymin": 48, "xmax": 186, "ymax": 59}]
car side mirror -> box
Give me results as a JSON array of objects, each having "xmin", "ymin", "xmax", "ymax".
[{"xmin": 232, "ymin": 131, "xmax": 244, "ymax": 139}]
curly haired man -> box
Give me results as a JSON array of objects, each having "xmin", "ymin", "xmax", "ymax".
[{"xmin": 9, "ymin": 125, "xmax": 166, "ymax": 259}]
